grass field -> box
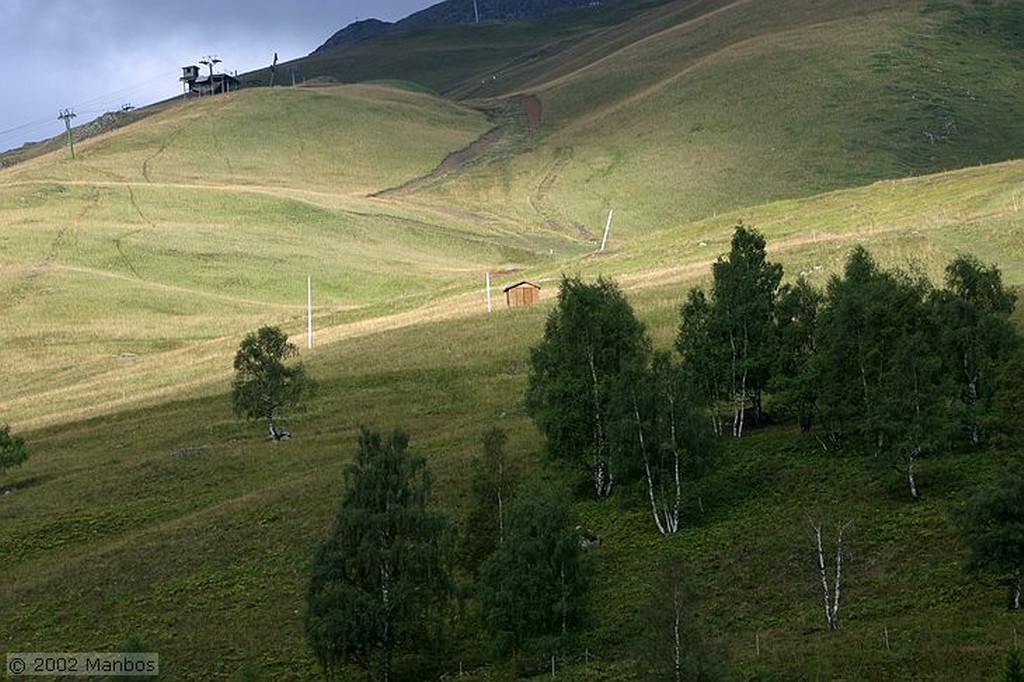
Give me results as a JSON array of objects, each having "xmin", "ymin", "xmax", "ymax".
[{"xmin": 3, "ymin": 0, "xmax": 1024, "ymax": 679}]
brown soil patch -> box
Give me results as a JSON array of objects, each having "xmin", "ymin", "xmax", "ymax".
[{"xmin": 521, "ymin": 94, "xmax": 542, "ymax": 131}]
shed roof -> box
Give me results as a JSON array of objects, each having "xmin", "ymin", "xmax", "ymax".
[{"xmin": 502, "ymin": 280, "xmax": 541, "ymax": 293}]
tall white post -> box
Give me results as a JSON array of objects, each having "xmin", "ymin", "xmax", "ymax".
[
  {"xmin": 600, "ymin": 209, "xmax": 614, "ymax": 251},
  {"xmin": 486, "ymin": 272, "xmax": 492, "ymax": 313},
  {"xmin": 307, "ymin": 275, "xmax": 313, "ymax": 350}
]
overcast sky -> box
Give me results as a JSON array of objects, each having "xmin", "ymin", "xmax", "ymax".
[{"xmin": 0, "ymin": 0, "xmax": 437, "ymax": 153}]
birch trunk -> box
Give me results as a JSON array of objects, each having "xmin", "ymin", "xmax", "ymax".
[
  {"xmin": 813, "ymin": 523, "xmax": 835, "ymax": 631},
  {"xmin": 907, "ymin": 447, "xmax": 920, "ymax": 501},
  {"xmin": 967, "ymin": 371, "xmax": 980, "ymax": 446},
  {"xmin": 673, "ymin": 584, "xmax": 682, "ymax": 682},
  {"xmin": 832, "ymin": 524, "xmax": 845, "ymax": 630},
  {"xmin": 635, "ymin": 395, "xmax": 668, "ymax": 535},
  {"xmin": 812, "ymin": 519, "xmax": 847, "ymax": 631},
  {"xmin": 1015, "ymin": 563, "xmax": 1022, "ymax": 610},
  {"xmin": 668, "ymin": 394, "xmax": 682, "ymax": 534},
  {"xmin": 587, "ymin": 348, "xmax": 612, "ymax": 497}
]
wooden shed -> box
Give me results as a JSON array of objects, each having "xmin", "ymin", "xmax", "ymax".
[{"xmin": 503, "ymin": 281, "xmax": 541, "ymax": 307}]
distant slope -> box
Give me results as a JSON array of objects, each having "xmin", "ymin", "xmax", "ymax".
[
  {"xmin": 315, "ymin": 0, "xmax": 619, "ymax": 50},
  {"xmin": 404, "ymin": 0, "xmax": 1024, "ymax": 238},
  {"xmin": 0, "ymin": 84, "xmax": 552, "ymax": 428},
  {"xmin": 3, "ymin": 85, "xmax": 491, "ymax": 195}
]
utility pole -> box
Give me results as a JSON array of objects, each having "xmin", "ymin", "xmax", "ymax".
[
  {"xmin": 58, "ymin": 109, "xmax": 77, "ymax": 159},
  {"xmin": 600, "ymin": 209, "xmax": 614, "ymax": 251},
  {"xmin": 307, "ymin": 275, "xmax": 313, "ymax": 350},
  {"xmin": 199, "ymin": 55, "xmax": 221, "ymax": 93}
]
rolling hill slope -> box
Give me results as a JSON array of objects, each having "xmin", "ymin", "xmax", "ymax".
[{"xmin": 2, "ymin": 0, "xmax": 1024, "ymax": 680}]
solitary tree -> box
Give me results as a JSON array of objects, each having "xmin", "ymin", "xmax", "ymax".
[
  {"xmin": 526, "ymin": 276, "xmax": 650, "ymax": 497},
  {"xmin": 478, "ymin": 483, "xmax": 587, "ymax": 660},
  {"xmin": 305, "ymin": 428, "xmax": 455, "ymax": 681},
  {"xmin": 0, "ymin": 424, "xmax": 29, "ymax": 474},
  {"xmin": 960, "ymin": 475, "xmax": 1024, "ymax": 609},
  {"xmin": 231, "ymin": 326, "xmax": 314, "ymax": 436}
]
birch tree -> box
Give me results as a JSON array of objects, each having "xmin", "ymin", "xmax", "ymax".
[
  {"xmin": 526, "ymin": 276, "xmax": 650, "ymax": 497},
  {"xmin": 305, "ymin": 428, "xmax": 454, "ymax": 682},
  {"xmin": 960, "ymin": 475, "xmax": 1024, "ymax": 610},
  {"xmin": 709, "ymin": 225, "xmax": 783, "ymax": 437},
  {"xmin": 462, "ymin": 426, "xmax": 517, "ymax": 573},
  {"xmin": 630, "ymin": 352, "xmax": 713, "ymax": 535},
  {"xmin": 635, "ymin": 555, "xmax": 722, "ymax": 682},
  {"xmin": 478, "ymin": 483, "xmax": 587, "ymax": 660},
  {"xmin": 810, "ymin": 518, "xmax": 850, "ymax": 631},
  {"xmin": 771, "ymin": 277, "xmax": 821, "ymax": 432},
  {"xmin": 936, "ymin": 255, "xmax": 1019, "ymax": 447},
  {"xmin": 232, "ymin": 326, "xmax": 315, "ymax": 435},
  {"xmin": 677, "ymin": 288, "xmax": 728, "ymax": 436}
]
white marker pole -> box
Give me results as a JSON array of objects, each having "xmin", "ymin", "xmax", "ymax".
[
  {"xmin": 307, "ymin": 275, "xmax": 313, "ymax": 350},
  {"xmin": 486, "ymin": 272, "xmax": 492, "ymax": 313},
  {"xmin": 600, "ymin": 209, "xmax": 614, "ymax": 251}
]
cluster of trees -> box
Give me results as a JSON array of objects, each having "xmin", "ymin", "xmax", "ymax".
[
  {"xmin": 527, "ymin": 225, "xmax": 1022, "ymax": 529},
  {"xmin": 303, "ymin": 426, "xmax": 587, "ymax": 681},
  {"xmin": 526, "ymin": 276, "xmax": 711, "ymax": 534},
  {"xmin": 230, "ymin": 228, "xmax": 1023, "ymax": 675}
]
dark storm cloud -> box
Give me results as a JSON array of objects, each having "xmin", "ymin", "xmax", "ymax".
[{"xmin": 0, "ymin": 0, "xmax": 435, "ymax": 152}]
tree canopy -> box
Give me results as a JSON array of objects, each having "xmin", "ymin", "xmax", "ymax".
[
  {"xmin": 960, "ymin": 475, "xmax": 1024, "ymax": 609},
  {"xmin": 478, "ymin": 483, "xmax": 587, "ymax": 658},
  {"xmin": 305, "ymin": 428, "xmax": 454, "ymax": 681},
  {"xmin": 231, "ymin": 326, "xmax": 314, "ymax": 431},
  {"xmin": 526, "ymin": 275, "xmax": 650, "ymax": 496},
  {"xmin": 0, "ymin": 424, "xmax": 29, "ymax": 474}
]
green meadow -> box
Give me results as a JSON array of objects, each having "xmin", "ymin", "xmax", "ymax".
[{"xmin": 3, "ymin": 0, "xmax": 1024, "ymax": 679}]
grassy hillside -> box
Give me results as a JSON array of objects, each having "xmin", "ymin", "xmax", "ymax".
[
  {"xmin": 3, "ymin": 0, "xmax": 1024, "ymax": 680},
  {"xmin": 413, "ymin": 0, "xmax": 1024, "ymax": 239}
]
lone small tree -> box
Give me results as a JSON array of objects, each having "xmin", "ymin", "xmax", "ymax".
[
  {"xmin": 0, "ymin": 424, "xmax": 29, "ymax": 474},
  {"xmin": 231, "ymin": 326, "xmax": 314, "ymax": 437},
  {"xmin": 305, "ymin": 428, "xmax": 455, "ymax": 681}
]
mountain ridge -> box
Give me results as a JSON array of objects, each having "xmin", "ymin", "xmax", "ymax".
[{"xmin": 315, "ymin": 0, "xmax": 611, "ymax": 50}]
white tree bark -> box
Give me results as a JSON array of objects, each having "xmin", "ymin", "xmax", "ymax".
[
  {"xmin": 907, "ymin": 447, "xmax": 920, "ymax": 501},
  {"xmin": 673, "ymin": 583, "xmax": 682, "ymax": 682},
  {"xmin": 811, "ymin": 518, "xmax": 848, "ymax": 631},
  {"xmin": 635, "ymin": 393, "xmax": 681, "ymax": 536},
  {"xmin": 1015, "ymin": 563, "xmax": 1022, "ymax": 610},
  {"xmin": 588, "ymin": 347, "xmax": 612, "ymax": 497}
]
